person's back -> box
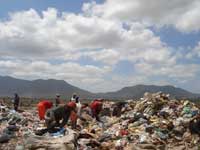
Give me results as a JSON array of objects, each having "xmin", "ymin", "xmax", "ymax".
[
  {"xmin": 45, "ymin": 105, "xmax": 72, "ymax": 130},
  {"xmin": 38, "ymin": 100, "xmax": 53, "ymax": 120},
  {"xmin": 112, "ymin": 102, "xmax": 127, "ymax": 117},
  {"xmin": 90, "ymin": 99, "xmax": 103, "ymax": 121},
  {"xmin": 42, "ymin": 100, "xmax": 53, "ymax": 109},
  {"xmin": 54, "ymin": 105, "xmax": 69, "ymax": 120},
  {"xmin": 91, "ymin": 100, "xmax": 102, "ymax": 110},
  {"xmin": 49, "ymin": 105, "xmax": 71, "ymax": 120}
]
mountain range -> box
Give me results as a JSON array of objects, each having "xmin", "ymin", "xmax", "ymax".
[{"xmin": 0, "ymin": 76, "xmax": 199, "ymax": 99}]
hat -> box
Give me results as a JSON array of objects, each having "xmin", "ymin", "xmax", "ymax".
[
  {"xmin": 56, "ymin": 93, "xmax": 60, "ymax": 97},
  {"xmin": 97, "ymin": 98, "xmax": 104, "ymax": 102}
]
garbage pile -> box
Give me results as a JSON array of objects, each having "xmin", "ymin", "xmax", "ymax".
[
  {"xmin": 0, "ymin": 106, "xmax": 77, "ymax": 150},
  {"xmin": 1, "ymin": 92, "xmax": 200, "ymax": 150},
  {"xmin": 76, "ymin": 92, "xmax": 200, "ymax": 150}
]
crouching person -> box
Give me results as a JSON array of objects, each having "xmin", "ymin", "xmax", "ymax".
[
  {"xmin": 112, "ymin": 102, "xmax": 127, "ymax": 117},
  {"xmin": 38, "ymin": 100, "xmax": 53, "ymax": 120},
  {"xmin": 45, "ymin": 104, "xmax": 72, "ymax": 131},
  {"xmin": 45, "ymin": 102, "xmax": 77, "ymax": 131},
  {"xmin": 90, "ymin": 99, "xmax": 103, "ymax": 122}
]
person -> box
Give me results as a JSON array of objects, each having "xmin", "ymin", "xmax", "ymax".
[
  {"xmin": 55, "ymin": 94, "xmax": 61, "ymax": 106},
  {"xmin": 90, "ymin": 99, "xmax": 103, "ymax": 122},
  {"xmin": 67, "ymin": 101, "xmax": 78, "ymax": 129},
  {"xmin": 71, "ymin": 93, "xmax": 77, "ymax": 102},
  {"xmin": 0, "ymin": 99, "xmax": 5, "ymax": 106},
  {"xmin": 37, "ymin": 100, "xmax": 53, "ymax": 120},
  {"xmin": 45, "ymin": 102, "xmax": 77, "ymax": 130},
  {"xmin": 13, "ymin": 93, "xmax": 20, "ymax": 111},
  {"xmin": 0, "ymin": 99, "xmax": 6, "ymax": 112},
  {"xmin": 75, "ymin": 96, "xmax": 79, "ymax": 103},
  {"xmin": 75, "ymin": 97, "xmax": 82, "ymax": 117},
  {"xmin": 112, "ymin": 102, "xmax": 127, "ymax": 117}
]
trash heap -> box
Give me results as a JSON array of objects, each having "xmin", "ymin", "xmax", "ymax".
[
  {"xmin": 76, "ymin": 92, "xmax": 200, "ymax": 150},
  {"xmin": 0, "ymin": 107, "xmax": 77, "ymax": 150},
  {"xmin": 1, "ymin": 92, "xmax": 200, "ymax": 150}
]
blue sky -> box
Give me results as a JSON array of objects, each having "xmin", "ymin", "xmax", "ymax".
[
  {"xmin": 153, "ymin": 27, "xmax": 200, "ymax": 48},
  {"xmin": 0, "ymin": 0, "xmax": 102, "ymax": 18},
  {"xmin": 0, "ymin": 0, "xmax": 200, "ymax": 93}
]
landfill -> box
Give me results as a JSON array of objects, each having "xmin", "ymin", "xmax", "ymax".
[{"xmin": 1, "ymin": 92, "xmax": 200, "ymax": 150}]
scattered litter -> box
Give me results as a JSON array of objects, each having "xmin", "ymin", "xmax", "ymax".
[{"xmin": 1, "ymin": 92, "xmax": 200, "ymax": 149}]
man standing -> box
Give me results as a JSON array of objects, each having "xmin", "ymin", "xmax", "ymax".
[
  {"xmin": 75, "ymin": 97, "xmax": 82, "ymax": 117},
  {"xmin": 14, "ymin": 93, "xmax": 20, "ymax": 111},
  {"xmin": 55, "ymin": 94, "xmax": 61, "ymax": 106},
  {"xmin": 71, "ymin": 93, "xmax": 77, "ymax": 102}
]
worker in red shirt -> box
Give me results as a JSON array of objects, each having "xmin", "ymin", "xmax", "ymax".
[
  {"xmin": 67, "ymin": 101, "xmax": 78, "ymax": 129},
  {"xmin": 90, "ymin": 99, "xmax": 103, "ymax": 122},
  {"xmin": 37, "ymin": 100, "xmax": 53, "ymax": 120}
]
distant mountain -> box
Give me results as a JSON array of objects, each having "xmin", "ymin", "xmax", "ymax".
[
  {"xmin": 0, "ymin": 76, "xmax": 92, "ymax": 99},
  {"xmin": 98, "ymin": 84, "xmax": 200, "ymax": 99},
  {"xmin": 0, "ymin": 76, "xmax": 199, "ymax": 99}
]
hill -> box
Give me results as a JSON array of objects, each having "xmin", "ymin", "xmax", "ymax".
[
  {"xmin": 98, "ymin": 84, "xmax": 200, "ymax": 99},
  {"xmin": 0, "ymin": 76, "xmax": 92, "ymax": 99},
  {"xmin": 0, "ymin": 76, "xmax": 199, "ymax": 99}
]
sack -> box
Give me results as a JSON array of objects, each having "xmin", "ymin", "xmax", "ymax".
[{"xmin": 0, "ymin": 134, "xmax": 11, "ymax": 143}]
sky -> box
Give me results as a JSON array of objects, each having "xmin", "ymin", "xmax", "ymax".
[{"xmin": 0, "ymin": 0, "xmax": 200, "ymax": 93}]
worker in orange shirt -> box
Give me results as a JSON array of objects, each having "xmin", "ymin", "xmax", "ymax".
[{"xmin": 37, "ymin": 100, "xmax": 53, "ymax": 120}]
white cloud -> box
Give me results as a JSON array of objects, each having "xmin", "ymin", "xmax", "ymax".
[
  {"xmin": 185, "ymin": 41, "xmax": 200, "ymax": 59},
  {"xmin": 175, "ymin": 1, "xmax": 200, "ymax": 32},
  {"xmin": 0, "ymin": 60, "xmax": 111, "ymax": 92},
  {"xmin": 134, "ymin": 62, "xmax": 199, "ymax": 79},
  {"xmin": 0, "ymin": 7, "xmax": 199, "ymax": 92},
  {"xmin": 0, "ymin": 8, "xmax": 171, "ymax": 64},
  {"xmin": 0, "ymin": 7, "xmax": 178, "ymax": 85},
  {"xmin": 84, "ymin": 49, "xmax": 120, "ymax": 65},
  {"xmin": 77, "ymin": 75, "xmax": 149, "ymax": 92},
  {"xmin": 84, "ymin": 0, "xmax": 200, "ymax": 32},
  {"xmin": 193, "ymin": 42, "xmax": 200, "ymax": 57}
]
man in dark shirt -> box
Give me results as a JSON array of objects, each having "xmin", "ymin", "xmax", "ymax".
[
  {"xmin": 14, "ymin": 93, "xmax": 20, "ymax": 111},
  {"xmin": 45, "ymin": 104, "xmax": 74, "ymax": 130},
  {"xmin": 112, "ymin": 102, "xmax": 127, "ymax": 117},
  {"xmin": 55, "ymin": 94, "xmax": 61, "ymax": 106}
]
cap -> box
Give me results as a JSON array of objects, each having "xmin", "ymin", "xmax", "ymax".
[{"xmin": 56, "ymin": 93, "xmax": 60, "ymax": 97}]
